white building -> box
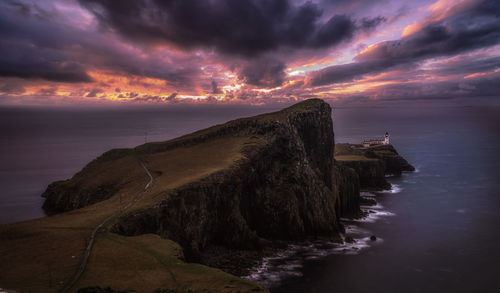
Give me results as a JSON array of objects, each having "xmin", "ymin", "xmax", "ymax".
[{"xmin": 362, "ymin": 132, "xmax": 390, "ymax": 147}]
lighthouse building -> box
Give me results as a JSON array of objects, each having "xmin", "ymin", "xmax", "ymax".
[{"xmin": 362, "ymin": 132, "xmax": 390, "ymax": 148}]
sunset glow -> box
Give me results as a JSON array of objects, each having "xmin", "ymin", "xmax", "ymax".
[{"xmin": 0, "ymin": 0, "xmax": 499, "ymax": 107}]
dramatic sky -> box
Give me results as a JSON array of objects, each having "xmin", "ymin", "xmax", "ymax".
[{"xmin": 1, "ymin": 0, "xmax": 499, "ymax": 106}]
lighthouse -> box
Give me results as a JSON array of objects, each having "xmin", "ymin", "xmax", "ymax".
[{"xmin": 384, "ymin": 132, "xmax": 390, "ymax": 144}]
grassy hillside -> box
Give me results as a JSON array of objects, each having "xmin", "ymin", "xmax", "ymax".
[
  {"xmin": 1, "ymin": 99, "xmax": 339, "ymax": 293},
  {"xmin": 0, "ymin": 136, "xmax": 265, "ymax": 293}
]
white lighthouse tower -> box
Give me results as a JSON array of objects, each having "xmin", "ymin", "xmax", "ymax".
[{"xmin": 384, "ymin": 132, "xmax": 390, "ymax": 144}]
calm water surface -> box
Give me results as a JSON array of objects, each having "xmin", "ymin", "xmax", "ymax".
[
  {"xmin": 0, "ymin": 106, "xmax": 268, "ymax": 224},
  {"xmin": 1, "ymin": 105, "xmax": 499, "ymax": 292}
]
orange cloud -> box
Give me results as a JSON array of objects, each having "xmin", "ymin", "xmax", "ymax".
[{"xmin": 402, "ymin": 0, "xmax": 479, "ymax": 37}]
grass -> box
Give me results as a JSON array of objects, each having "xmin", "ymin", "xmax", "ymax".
[
  {"xmin": 0, "ymin": 100, "xmax": 326, "ymax": 292},
  {"xmin": 0, "ymin": 135, "xmax": 266, "ymax": 293},
  {"xmin": 334, "ymin": 155, "xmax": 378, "ymax": 161}
]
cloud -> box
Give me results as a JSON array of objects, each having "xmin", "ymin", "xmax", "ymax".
[
  {"xmin": 79, "ymin": 0, "xmax": 385, "ymax": 57},
  {"xmin": 374, "ymin": 74, "xmax": 500, "ymax": 101},
  {"xmin": 239, "ymin": 58, "xmax": 286, "ymax": 87},
  {"xmin": 37, "ymin": 87, "xmax": 58, "ymax": 96},
  {"xmin": 0, "ymin": 0, "xmax": 498, "ymax": 106},
  {"xmin": 0, "ymin": 2, "xmax": 93, "ymax": 82},
  {"xmin": 211, "ymin": 81, "xmax": 221, "ymax": 94},
  {"xmin": 86, "ymin": 88, "xmax": 103, "ymax": 98},
  {"xmin": 0, "ymin": 80, "xmax": 26, "ymax": 94},
  {"xmin": 312, "ymin": 14, "xmax": 357, "ymax": 47},
  {"xmin": 0, "ymin": 1, "xmax": 200, "ymax": 87},
  {"xmin": 310, "ymin": 0, "xmax": 500, "ymax": 86},
  {"xmin": 166, "ymin": 93, "xmax": 178, "ymax": 101}
]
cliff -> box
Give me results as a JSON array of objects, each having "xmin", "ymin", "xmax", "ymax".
[
  {"xmin": 1, "ymin": 100, "xmax": 414, "ymax": 293},
  {"xmin": 335, "ymin": 143, "xmax": 415, "ymax": 191},
  {"xmin": 41, "ymin": 148, "xmax": 136, "ymax": 214},
  {"xmin": 1, "ymin": 99, "xmax": 350, "ymax": 293},
  {"xmin": 332, "ymin": 164, "xmax": 361, "ymax": 218},
  {"xmin": 40, "ymin": 100, "xmax": 340, "ymax": 262}
]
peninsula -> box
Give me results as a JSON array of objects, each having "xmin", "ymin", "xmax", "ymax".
[{"xmin": 0, "ymin": 99, "xmax": 413, "ymax": 293}]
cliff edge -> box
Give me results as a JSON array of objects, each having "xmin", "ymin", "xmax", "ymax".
[
  {"xmin": 335, "ymin": 143, "xmax": 415, "ymax": 190},
  {"xmin": 1, "ymin": 100, "xmax": 414, "ymax": 293},
  {"xmin": 1, "ymin": 99, "xmax": 348, "ymax": 293}
]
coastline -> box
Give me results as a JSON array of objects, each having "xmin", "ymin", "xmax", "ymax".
[{"xmin": 0, "ymin": 100, "xmax": 414, "ymax": 293}]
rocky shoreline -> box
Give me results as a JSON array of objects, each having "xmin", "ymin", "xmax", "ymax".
[
  {"xmin": 199, "ymin": 143, "xmax": 415, "ymax": 279},
  {"xmin": 20, "ymin": 99, "xmax": 414, "ymax": 292}
]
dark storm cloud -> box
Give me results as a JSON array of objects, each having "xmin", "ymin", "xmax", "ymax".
[
  {"xmin": 0, "ymin": 1, "xmax": 199, "ymax": 86},
  {"xmin": 166, "ymin": 93, "xmax": 177, "ymax": 101},
  {"xmin": 360, "ymin": 16, "xmax": 386, "ymax": 31},
  {"xmin": 79, "ymin": 0, "xmax": 385, "ymax": 57},
  {"xmin": 239, "ymin": 58, "xmax": 286, "ymax": 87},
  {"xmin": 85, "ymin": 88, "xmax": 103, "ymax": 98},
  {"xmin": 0, "ymin": 81, "xmax": 26, "ymax": 95},
  {"xmin": 310, "ymin": 0, "xmax": 500, "ymax": 86},
  {"xmin": 0, "ymin": 43, "xmax": 93, "ymax": 83},
  {"xmin": 211, "ymin": 81, "xmax": 221, "ymax": 94},
  {"xmin": 433, "ymin": 56, "xmax": 500, "ymax": 76},
  {"xmin": 312, "ymin": 14, "xmax": 357, "ymax": 47},
  {"xmin": 372, "ymin": 74, "xmax": 500, "ymax": 101},
  {"xmin": 0, "ymin": 2, "xmax": 93, "ymax": 82}
]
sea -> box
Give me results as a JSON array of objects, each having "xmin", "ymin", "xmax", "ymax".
[{"xmin": 1, "ymin": 104, "xmax": 499, "ymax": 292}]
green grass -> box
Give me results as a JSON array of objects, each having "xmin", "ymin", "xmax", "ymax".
[
  {"xmin": 0, "ymin": 136, "xmax": 266, "ymax": 293},
  {"xmin": 335, "ymin": 155, "xmax": 378, "ymax": 161},
  {"xmin": 0, "ymin": 100, "xmax": 328, "ymax": 293}
]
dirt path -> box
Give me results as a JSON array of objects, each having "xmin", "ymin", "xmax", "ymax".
[{"xmin": 59, "ymin": 154, "xmax": 153, "ymax": 293}]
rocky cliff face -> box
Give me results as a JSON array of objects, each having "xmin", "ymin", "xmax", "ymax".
[
  {"xmin": 336, "ymin": 159, "xmax": 390, "ymax": 190},
  {"xmin": 335, "ymin": 143, "xmax": 415, "ymax": 191},
  {"xmin": 365, "ymin": 144, "xmax": 415, "ymax": 175},
  {"xmin": 40, "ymin": 99, "xmax": 413, "ymax": 266},
  {"xmin": 332, "ymin": 164, "xmax": 361, "ymax": 218},
  {"xmin": 112, "ymin": 100, "xmax": 341, "ymax": 261},
  {"xmin": 42, "ymin": 180, "xmax": 119, "ymax": 215},
  {"xmin": 41, "ymin": 148, "xmax": 136, "ymax": 215},
  {"xmin": 41, "ymin": 99, "xmax": 343, "ymax": 262}
]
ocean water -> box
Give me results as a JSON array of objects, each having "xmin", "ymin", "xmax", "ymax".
[
  {"xmin": 269, "ymin": 106, "xmax": 500, "ymax": 293},
  {"xmin": 1, "ymin": 105, "xmax": 499, "ymax": 292},
  {"xmin": 0, "ymin": 106, "xmax": 268, "ymax": 224}
]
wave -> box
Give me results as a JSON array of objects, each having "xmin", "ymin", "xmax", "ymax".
[
  {"xmin": 244, "ymin": 236, "xmax": 378, "ymax": 288},
  {"xmin": 244, "ymin": 196, "xmax": 392, "ymax": 288},
  {"xmin": 379, "ymin": 184, "xmax": 402, "ymax": 194}
]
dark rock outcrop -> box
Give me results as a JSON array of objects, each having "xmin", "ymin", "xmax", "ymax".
[
  {"xmin": 332, "ymin": 164, "xmax": 361, "ymax": 217},
  {"xmin": 336, "ymin": 159, "xmax": 390, "ymax": 190},
  {"xmin": 41, "ymin": 148, "xmax": 134, "ymax": 214},
  {"xmin": 109, "ymin": 99, "xmax": 341, "ymax": 261},
  {"xmin": 40, "ymin": 99, "xmax": 414, "ymax": 268},
  {"xmin": 366, "ymin": 144, "xmax": 415, "ymax": 175},
  {"xmin": 334, "ymin": 143, "xmax": 415, "ymax": 191},
  {"xmin": 42, "ymin": 180, "xmax": 120, "ymax": 215}
]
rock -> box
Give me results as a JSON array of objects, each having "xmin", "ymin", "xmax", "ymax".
[
  {"xmin": 108, "ymin": 99, "xmax": 341, "ymax": 261},
  {"xmin": 333, "ymin": 164, "xmax": 362, "ymax": 218},
  {"xmin": 367, "ymin": 144, "xmax": 415, "ymax": 175},
  {"xmin": 360, "ymin": 196, "xmax": 377, "ymax": 206},
  {"xmin": 336, "ymin": 159, "xmax": 391, "ymax": 190},
  {"xmin": 345, "ymin": 236, "xmax": 355, "ymax": 243},
  {"xmin": 39, "ymin": 98, "xmax": 413, "ymax": 276},
  {"xmin": 334, "ymin": 143, "xmax": 415, "ymax": 191}
]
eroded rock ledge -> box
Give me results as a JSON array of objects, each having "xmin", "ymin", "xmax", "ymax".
[
  {"xmin": 111, "ymin": 99, "xmax": 341, "ymax": 261},
  {"xmin": 40, "ymin": 99, "xmax": 414, "ymax": 277},
  {"xmin": 335, "ymin": 143, "xmax": 415, "ymax": 191}
]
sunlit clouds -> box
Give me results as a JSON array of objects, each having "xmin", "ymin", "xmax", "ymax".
[{"xmin": 0, "ymin": 0, "xmax": 499, "ymax": 106}]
